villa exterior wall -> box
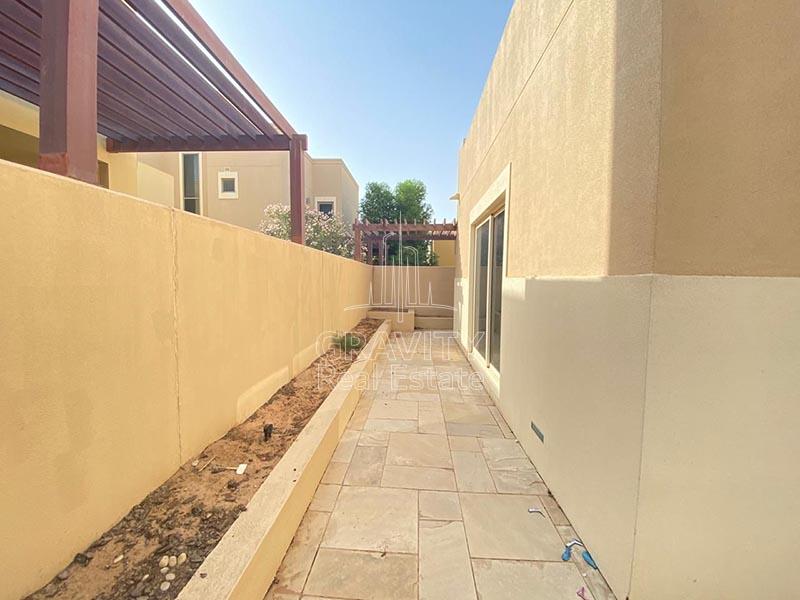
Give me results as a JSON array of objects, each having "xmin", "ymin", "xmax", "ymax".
[
  {"xmin": 137, "ymin": 151, "xmax": 360, "ymax": 231},
  {"xmin": 0, "ymin": 159, "xmax": 372, "ymax": 599},
  {"xmin": 0, "ymin": 90, "xmax": 163, "ymax": 202},
  {"xmin": 455, "ymin": 1, "xmax": 800, "ymax": 599}
]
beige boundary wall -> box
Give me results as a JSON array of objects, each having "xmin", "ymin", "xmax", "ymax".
[
  {"xmin": 0, "ymin": 159, "xmax": 372, "ymax": 599},
  {"xmin": 454, "ymin": 1, "xmax": 800, "ymax": 599},
  {"xmin": 370, "ymin": 266, "xmax": 455, "ymax": 314}
]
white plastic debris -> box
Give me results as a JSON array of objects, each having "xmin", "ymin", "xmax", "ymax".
[{"xmin": 236, "ymin": 463, "xmax": 247, "ymax": 475}]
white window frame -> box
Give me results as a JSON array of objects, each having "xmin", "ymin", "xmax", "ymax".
[
  {"xmin": 315, "ymin": 196, "xmax": 336, "ymax": 215},
  {"xmin": 217, "ymin": 170, "xmax": 239, "ymax": 199},
  {"xmin": 464, "ymin": 165, "xmax": 511, "ymax": 398},
  {"xmin": 179, "ymin": 152, "xmax": 203, "ymax": 215},
  {"xmin": 470, "ymin": 206, "xmax": 505, "ymax": 377}
]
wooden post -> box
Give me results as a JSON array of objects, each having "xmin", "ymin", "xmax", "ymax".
[
  {"xmin": 289, "ymin": 135, "xmax": 306, "ymax": 244},
  {"xmin": 353, "ymin": 222, "xmax": 362, "ymax": 262},
  {"xmin": 378, "ymin": 235, "xmax": 385, "ymax": 266},
  {"xmin": 38, "ymin": 0, "xmax": 99, "ymax": 183}
]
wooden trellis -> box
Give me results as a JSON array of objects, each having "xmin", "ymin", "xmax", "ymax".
[{"xmin": 352, "ymin": 219, "xmax": 458, "ymax": 264}]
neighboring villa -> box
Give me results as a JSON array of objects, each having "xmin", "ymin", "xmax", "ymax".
[
  {"xmin": 137, "ymin": 151, "xmax": 359, "ymax": 230},
  {"xmin": 0, "ymin": 90, "xmax": 359, "ymax": 232}
]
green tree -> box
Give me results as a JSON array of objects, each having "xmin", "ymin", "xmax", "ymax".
[{"xmin": 359, "ymin": 179, "xmax": 436, "ymax": 265}]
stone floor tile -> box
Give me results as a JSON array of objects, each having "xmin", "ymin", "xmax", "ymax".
[
  {"xmin": 321, "ymin": 461, "xmax": 347, "ymax": 485},
  {"xmin": 368, "ymin": 399, "xmax": 419, "ymax": 421},
  {"xmin": 448, "ymin": 435, "xmax": 481, "ymax": 452},
  {"xmin": 487, "ymin": 406, "xmax": 515, "ymax": 438},
  {"xmin": 461, "ymin": 393, "xmax": 494, "ymax": 406},
  {"xmin": 386, "ymin": 432, "xmax": 452, "ymax": 468},
  {"xmin": 358, "ymin": 430, "xmax": 389, "ymax": 447},
  {"xmin": 381, "ymin": 465, "xmax": 456, "ymax": 491},
  {"xmin": 419, "ymin": 520, "xmax": 477, "ymax": 600},
  {"xmin": 541, "ymin": 494, "xmax": 570, "ymax": 526},
  {"xmin": 267, "ymin": 511, "xmax": 329, "ymax": 596},
  {"xmin": 446, "ymin": 422, "xmax": 504, "ymax": 438},
  {"xmin": 472, "ymin": 559, "xmax": 594, "ymax": 600},
  {"xmin": 321, "ymin": 486, "xmax": 418, "ymax": 553},
  {"xmin": 331, "ymin": 429, "xmax": 359, "ymax": 463},
  {"xmin": 439, "ymin": 389, "xmax": 462, "ymax": 403},
  {"xmin": 304, "ymin": 548, "xmax": 417, "ymax": 600},
  {"xmin": 418, "ymin": 401, "xmax": 447, "ymax": 435},
  {"xmin": 490, "ymin": 469, "xmax": 548, "ymax": 494},
  {"xmin": 419, "ymin": 490, "xmax": 462, "ymax": 520},
  {"xmin": 460, "ymin": 494, "xmax": 564, "ymax": 560},
  {"xmin": 343, "ymin": 445, "xmax": 386, "ymax": 486},
  {"xmin": 363, "ymin": 418, "xmax": 418, "ymax": 433},
  {"xmin": 479, "ymin": 438, "xmax": 533, "ymax": 471},
  {"xmin": 309, "ymin": 484, "xmax": 340, "ymax": 512},
  {"xmin": 443, "ymin": 402, "xmax": 496, "ymax": 425},
  {"xmin": 396, "ymin": 391, "xmax": 440, "ymax": 402},
  {"xmin": 452, "ymin": 451, "xmax": 496, "ymax": 493}
]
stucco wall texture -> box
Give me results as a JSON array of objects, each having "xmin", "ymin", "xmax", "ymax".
[
  {"xmin": 457, "ymin": 0, "xmax": 800, "ymax": 279},
  {"xmin": 455, "ymin": 1, "xmax": 800, "ymax": 599},
  {"xmin": 0, "ymin": 160, "xmax": 371, "ymax": 599}
]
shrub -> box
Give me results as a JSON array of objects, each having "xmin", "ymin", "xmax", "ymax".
[{"xmin": 259, "ymin": 205, "xmax": 354, "ymax": 258}]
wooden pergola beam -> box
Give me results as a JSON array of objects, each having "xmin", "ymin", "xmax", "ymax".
[
  {"xmin": 37, "ymin": 0, "xmax": 99, "ymax": 184},
  {"xmin": 289, "ymin": 135, "xmax": 306, "ymax": 244},
  {"xmin": 107, "ymin": 134, "xmax": 295, "ymax": 153}
]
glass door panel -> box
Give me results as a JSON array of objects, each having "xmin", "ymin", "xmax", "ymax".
[
  {"xmin": 489, "ymin": 210, "xmax": 505, "ymax": 370},
  {"xmin": 473, "ymin": 220, "xmax": 490, "ymax": 357}
]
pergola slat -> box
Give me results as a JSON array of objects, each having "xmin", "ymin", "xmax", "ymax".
[
  {"xmin": 162, "ymin": 0, "xmax": 297, "ymax": 137},
  {"xmin": 0, "ymin": 28, "xmax": 37, "ymax": 70},
  {"xmin": 97, "ymin": 36, "xmax": 227, "ymax": 139},
  {"xmin": 97, "ymin": 70, "xmax": 194, "ymax": 138},
  {"xmin": 124, "ymin": 0, "xmax": 279, "ymax": 138},
  {"xmin": 99, "ymin": 0, "xmax": 261, "ymax": 140},
  {"xmin": 97, "ymin": 63, "xmax": 202, "ymax": 139}
]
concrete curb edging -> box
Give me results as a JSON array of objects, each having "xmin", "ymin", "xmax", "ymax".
[{"xmin": 178, "ymin": 320, "xmax": 391, "ymax": 600}]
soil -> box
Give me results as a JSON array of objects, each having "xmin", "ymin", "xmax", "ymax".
[{"xmin": 26, "ymin": 319, "xmax": 382, "ymax": 600}]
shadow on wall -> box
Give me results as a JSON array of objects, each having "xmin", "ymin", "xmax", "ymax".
[{"xmin": 606, "ymin": 0, "xmax": 660, "ymax": 276}]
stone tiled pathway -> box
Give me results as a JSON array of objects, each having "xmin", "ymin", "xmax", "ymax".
[{"xmin": 266, "ymin": 331, "xmax": 616, "ymax": 600}]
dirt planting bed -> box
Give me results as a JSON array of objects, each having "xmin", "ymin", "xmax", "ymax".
[{"xmin": 27, "ymin": 319, "xmax": 382, "ymax": 600}]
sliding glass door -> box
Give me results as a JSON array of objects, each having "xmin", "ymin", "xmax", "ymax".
[{"xmin": 472, "ymin": 208, "xmax": 505, "ymax": 372}]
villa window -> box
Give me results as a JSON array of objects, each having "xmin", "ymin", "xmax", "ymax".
[
  {"xmin": 181, "ymin": 153, "xmax": 201, "ymax": 214},
  {"xmin": 315, "ymin": 197, "xmax": 336, "ymax": 216},
  {"xmin": 218, "ymin": 171, "xmax": 238, "ymax": 199},
  {"xmin": 472, "ymin": 207, "xmax": 505, "ymax": 372}
]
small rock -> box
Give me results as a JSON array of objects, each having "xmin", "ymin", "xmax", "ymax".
[
  {"xmin": 43, "ymin": 583, "xmax": 59, "ymax": 598},
  {"xmin": 168, "ymin": 555, "xmax": 177, "ymax": 567},
  {"xmin": 113, "ymin": 554, "xmax": 124, "ymax": 564},
  {"xmin": 226, "ymin": 479, "xmax": 238, "ymax": 491},
  {"xmin": 160, "ymin": 567, "xmax": 169, "ymax": 574},
  {"xmin": 57, "ymin": 569, "xmax": 70, "ymax": 581},
  {"xmin": 74, "ymin": 552, "xmax": 90, "ymax": 566},
  {"xmin": 142, "ymin": 573, "xmax": 150, "ymax": 581},
  {"xmin": 160, "ymin": 581, "xmax": 170, "ymax": 592},
  {"xmin": 177, "ymin": 552, "xmax": 187, "ymax": 565},
  {"xmin": 199, "ymin": 572, "xmax": 207, "ymax": 579},
  {"xmin": 158, "ymin": 555, "xmax": 169, "ymax": 568},
  {"xmin": 165, "ymin": 573, "xmax": 175, "ymax": 581}
]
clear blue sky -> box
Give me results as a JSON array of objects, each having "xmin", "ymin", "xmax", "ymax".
[{"xmin": 192, "ymin": 0, "xmax": 514, "ymax": 220}]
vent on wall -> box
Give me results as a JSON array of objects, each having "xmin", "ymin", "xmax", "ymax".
[{"xmin": 530, "ymin": 420, "xmax": 545, "ymax": 443}]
